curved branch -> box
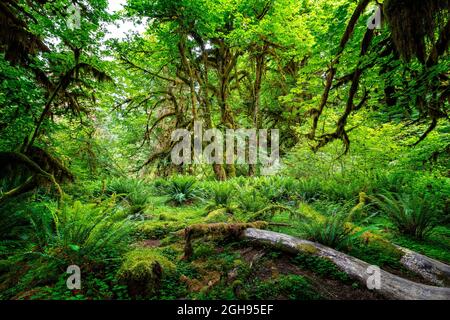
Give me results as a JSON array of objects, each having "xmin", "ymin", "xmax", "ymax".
[
  {"xmin": 307, "ymin": 0, "xmax": 371, "ymax": 140},
  {"xmin": 0, "ymin": 152, "xmax": 63, "ymax": 203}
]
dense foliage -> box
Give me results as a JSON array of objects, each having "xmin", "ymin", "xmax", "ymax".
[{"xmin": 0, "ymin": 0, "xmax": 448, "ymax": 300}]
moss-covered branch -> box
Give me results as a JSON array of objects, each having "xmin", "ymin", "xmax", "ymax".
[
  {"xmin": 0, "ymin": 151, "xmax": 64, "ymax": 203},
  {"xmin": 183, "ymin": 222, "xmax": 268, "ymax": 260}
]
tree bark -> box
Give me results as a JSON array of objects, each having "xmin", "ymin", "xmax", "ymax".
[
  {"xmin": 249, "ymin": 49, "xmax": 266, "ymax": 176},
  {"xmin": 394, "ymin": 245, "xmax": 450, "ymax": 287}
]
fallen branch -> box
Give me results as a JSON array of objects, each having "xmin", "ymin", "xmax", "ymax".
[{"xmin": 242, "ymin": 228, "xmax": 450, "ymax": 300}]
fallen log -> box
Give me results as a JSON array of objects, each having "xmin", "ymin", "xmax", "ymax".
[
  {"xmin": 183, "ymin": 215, "xmax": 450, "ymax": 288},
  {"xmin": 394, "ymin": 245, "xmax": 450, "ymax": 287},
  {"xmin": 242, "ymin": 228, "xmax": 450, "ymax": 300},
  {"xmin": 297, "ymin": 203, "xmax": 450, "ymax": 286}
]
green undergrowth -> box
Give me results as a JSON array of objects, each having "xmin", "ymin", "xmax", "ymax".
[{"xmin": 1, "ymin": 173, "xmax": 448, "ymax": 300}]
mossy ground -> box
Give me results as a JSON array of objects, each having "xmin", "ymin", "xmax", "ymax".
[
  {"xmin": 98, "ymin": 191, "xmax": 447, "ymax": 300},
  {"xmin": 2, "ymin": 179, "xmax": 449, "ymax": 300}
]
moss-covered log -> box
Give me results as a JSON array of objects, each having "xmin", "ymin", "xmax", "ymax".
[
  {"xmin": 183, "ymin": 222, "xmax": 268, "ymax": 260},
  {"xmin": 118, "ymin": 248, "xmax": 176, "ymax": 298},
  {"xmin": 25, "ymin": 146, "xmax": 74, "ymax": 183},
  {"xmin": 299, "ymin": 202, "xmax": 450, "ymax": 286}
]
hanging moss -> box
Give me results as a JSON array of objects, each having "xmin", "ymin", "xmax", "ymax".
[{"xmin": 384, "ymin": 0, "xmax": 449, "ymax": 62}]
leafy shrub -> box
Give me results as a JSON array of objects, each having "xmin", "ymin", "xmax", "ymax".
[
  {"xmin": 349, "ymin": 239, "xmax": 404, "ymax": 269},
  {"xmin": 297, "ymin": 200, "xmax": 374, "ymax": 250},
  {"xmin": 0, "ymin": 196, "xmax": 51, "ymax": 257},
  {"xmin": 206, "ymin": 183, "xmax": 234, "ymax": 211},
  {"xmin": 152, "ymin": 178, "xmax": 171, "ymax": 194},
  {"xmin": 293, "ymin": 254, "xmax": 350, "ymax": 282},
  {"xmin": 106, "ymin": 177, "xmax": 139, "ymax": 195},
  {"xmin": 297, "ymin": 178, "xmax": 323, "ymax": 203},
  {"xmin": 50, "ymin": 200, "xmax": 135, "ymax": 258},
  {"xmin": 236, "ymin": 187, "xmax": 269, "ymax": 213},
  {"xmin": 104, "ymin": 178, "xmax": 150, "ymax": 212},
  {"xmin": 162, "ymin": 176, "xmax": 200, "ymax": 206},
  {"xmin": 247, "ymin": 274, "xmax": 320, "ymax": 300},
  {"xmin": 0, "ymin": 199, "xmax": 135, "ymax": 298},
  {"xmin": 374, "ymin": 192, "xmax": 442, "ymax": 239},
  {"xmin": 255, "ymin": 177, "xmax": 300, "ymax": 203},
  {"xmin": 127, "ymin": 191, "xmax": 150, "ymax": 213},
  {"xmin": 298, "ymin": 214, "xmax": 353, "ymax": 250}
]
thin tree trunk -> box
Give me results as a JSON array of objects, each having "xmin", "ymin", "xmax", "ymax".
[
  {"xmin": 26, "ymin": 80, "xmax": 64, "ymax": 152},
  {"xmin": 249, "ymin": 50, "xmax": 265, "ymax": 176}
]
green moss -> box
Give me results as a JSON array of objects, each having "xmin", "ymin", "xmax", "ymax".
[
  {"xmin": 159, "ymin": 213, "xmax": 179, "ymax": 221},
  {"xmin": 119, "ymin": 248, "xmax": 176, "ymax": 279},
  {"xmin": 296, "ymin": 243, "xmax": 319, "ymax": 255},
  {"xmin": 246, "ymin": 275, "xmax": 321, "ymax": 300},
  {"xmin": 118, "ymin": 248, "xmax": 176, "ymax": 298},
  {"xmin": 191, "ymin": 242, "xmax": 216, "ymax": 259},
  {"xmin": 138, "ymin": 220, "xmax": 186, "ymax": 239},
  {"xmin": 204, "ymin": 208, "xmax": 232, "ymax": 223}
]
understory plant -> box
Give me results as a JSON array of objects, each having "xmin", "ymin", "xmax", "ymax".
[
  {"xmin": 105, "ymin": 178, "xmax": 150, "ymax": 213},
  {"xmin": 206, "ymin": 183, "xmax": 235, "ymax": 211},
  {"xmin": 236, "ymin": 187, "xmax": 270, "ymax": 213},
  {"xmin": 374, "ymin": 192, "xmax": 442, "ymax": 239},
  {"xmin": 163, "ymin": 176, "xmax": 201, "ymax": 206},
  {"xmin": 0, "ymin": 198, "xmax": 135, "ymax": 299},
  {"xmin": 255, "ymin": 177, "xmax": 300, "ymax": 203},
  {"xmin": 298, "ymin": 214, "xmax": 353, "ymax": 250}
]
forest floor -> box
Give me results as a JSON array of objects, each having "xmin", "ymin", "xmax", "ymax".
[
  {"xmin": 2, "ymin": 176, "xmax": 449, "ymax": 300},
  {"xmin": 122, "ymin": 190, "xmax": 450, "ymax": 300}
]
